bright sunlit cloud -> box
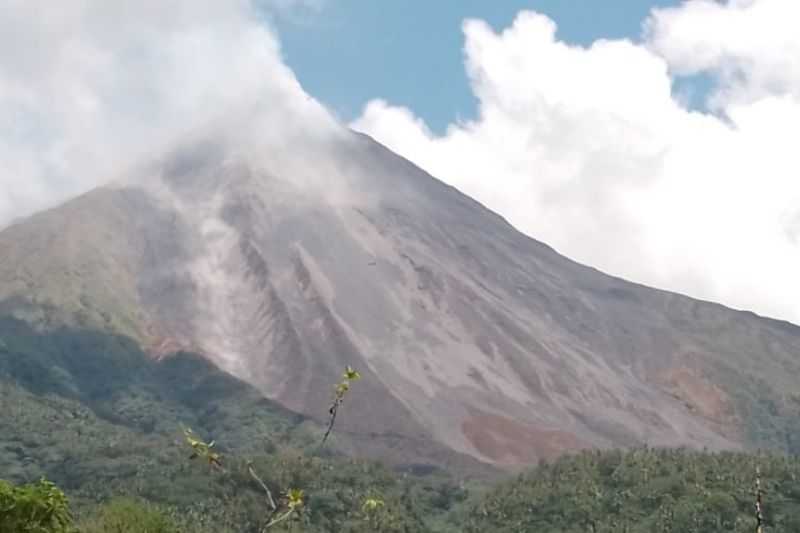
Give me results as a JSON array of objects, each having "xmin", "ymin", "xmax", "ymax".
[
  {"xmin": 0, "ymin": 0, "xmax": 334, "ymax": 228},
  {"xmin": 352, "ymin": 0, "xmax": 800, "ymax": 324},
  {"xmin": 2, "ymin": 0, "xmax": 798, "ymax": 325}
]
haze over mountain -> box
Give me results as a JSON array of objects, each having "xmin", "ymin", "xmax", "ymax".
[{"xmin": 2, "ymin": 116, "xmax": 799, "ymax": 469}]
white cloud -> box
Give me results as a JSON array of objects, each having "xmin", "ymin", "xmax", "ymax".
[
  {"xmin": 646, "ymin": 0, "xmax": 800, "ymax": 109},
  {"xmin": 0, "ymin": 0, "xmax": 335, "ymax": 227},
  {"xmin": 3, "ymin": 0, "xmax": 798, "ymax": 325},
  {"xmin": 352, "ymin": 2, "xmax": 800, "ymax": 324}
]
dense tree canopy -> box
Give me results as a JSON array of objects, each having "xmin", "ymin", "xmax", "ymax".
[
  {"xmin": 462, "ymin": 448, "xmax": 800, "ymax": 533},
  {"xmin": 6, "ymin": 448, "xmax": 800, "ymax": 532}
]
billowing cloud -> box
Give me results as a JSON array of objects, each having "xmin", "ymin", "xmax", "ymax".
[
  {"xmin": 0, "ymin": 0, "xmax": 335, "ymax": 228},
  {"xmin": 351, "ymin": 1, "xmax": 800, "ymax": 324},
  {"xmin": 646, "ymin": 0, "xmax": 800, "ymax": 109},
  {"xmin": 3, "ymin": 1, "xmax": 798, "ymax": 326}
]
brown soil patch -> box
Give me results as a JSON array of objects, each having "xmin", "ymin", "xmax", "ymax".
[
  {"xmin": 462, "ymin": 409, "xmax": 586, "ymax": 465},
  {"xmin": 657, "ymin": 365, "xmax": 734, "ymax": 423},
  {"xmin": 144, "ymin": 322, "xmax": 200, "ymax": 360},
  {"xmin": 147, "ymin": 336, "xmax": 187, "ymax": 359}
]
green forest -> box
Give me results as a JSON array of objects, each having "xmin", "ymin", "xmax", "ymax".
[
  {"xmin": 4, "ymin": 447, "xmax": 797, "ymax": 532},
  {"xmin": 1, "ymin": 319, "xmax": 798, "ymax": 531}
]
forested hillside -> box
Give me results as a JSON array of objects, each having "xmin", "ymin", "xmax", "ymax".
[
  {"xmin": 0, "ymin": 317, "xmax": 477, "ymax": 532},
  {"xmin": 462, "ymin": 448, "xmax": 800, "ymax": 532},
  {"xmin": 3, "ymin": 315, "xmax": 800, "ymax": 531},
  {"xmin": 5, "ymin": 445, "xmax": 800, "ymax": 531}
]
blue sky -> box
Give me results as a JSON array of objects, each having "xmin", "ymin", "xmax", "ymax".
[{"xmin": 271, "ymin": 1, "xmax": 685, "ymax": 133}]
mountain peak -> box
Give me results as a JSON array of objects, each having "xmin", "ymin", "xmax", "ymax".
[{"xmin": 2, "ymin": 131, "xmax": 799, "ymax": 467}]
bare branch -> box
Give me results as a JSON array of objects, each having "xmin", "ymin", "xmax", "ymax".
[
  {"xmin": 321, "ymin": 398, "xmax": 341, "ymax": 446},
  {"xmin": 247, "ymin": 461, "xmax": 277, "ymax": 512},
  {"xmin": 755, "ymin": 465, "xmax": 765, "ymax": 533},
  {"xmin": 262, "ymin": 509, "xmax": 295, "ymax": 531}
]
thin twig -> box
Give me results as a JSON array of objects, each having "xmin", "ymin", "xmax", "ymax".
[
  {"xmin": 321, "ymin": 398, "xmax": 341, "ymax": 446},
  {"xmin": 755, "ymin": 465, "xmax": 765, "ymax": 533},
  {"xmin": 320, "ymin": 367, "xmax": 360, "ymax": 446},
  {"xmin": 262, "ymin": 509, "xmax": 296, "ymax": 532},
  {"xmin": 247, "ymin": 462, "xmax": 277, "ymax": 512}
]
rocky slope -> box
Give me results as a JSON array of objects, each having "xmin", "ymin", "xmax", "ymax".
[{"xmin": 2, "ymin": 129, "xmax": 799, "ymax": 468}]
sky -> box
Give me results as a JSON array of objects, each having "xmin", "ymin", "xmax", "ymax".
[
  {"xmin": 267, "ymin": 0, "xmax": 687, "ymax": 133},
  {"xmin": 1, "ymin": 0, "xmax": 799, "ymax": 326}
]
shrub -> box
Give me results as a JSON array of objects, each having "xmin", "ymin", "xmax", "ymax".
[
  {"xmin": 0, "ymin": 478, "xmax": 74, "ymax": 533},
  {"xmin": 76, "ymin": 498, "xmax": 178, "ymax": 533}
]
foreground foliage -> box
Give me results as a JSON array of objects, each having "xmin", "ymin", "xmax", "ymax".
[
  {"xmin": 7, "ymin": 449, "xmax": 800, "ymax": 532},
  {"xmin": 0, "ymin": 478, "xmax": 73, "ymax": 533},
  {"xmin": 77, "ymin": 499, "xmax": 182, "ymax": 533},
  {"xmin": 4, "ymin": 318, "xmax": 800, "ymax": 531},
  {"xmin": 0, "ymin": 319, "xmax": 471, "ymax": 531},
  {"xmin": 462, "ymin": 448, "xmax": 800, "ymax": 533}
]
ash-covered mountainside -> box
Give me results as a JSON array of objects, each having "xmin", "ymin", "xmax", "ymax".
[{"xmin": 2, "ymin": 129, "xmax": 799, "ymax": 468}]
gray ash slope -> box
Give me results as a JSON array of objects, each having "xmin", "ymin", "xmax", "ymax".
[{"xmin": 2, "ymin": 129, "xmax": 800, "ymax": 469}]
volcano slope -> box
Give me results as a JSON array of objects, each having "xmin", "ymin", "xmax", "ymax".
[{"xmin": 1, "ymin": 129, "xmax": 799, "ymax": 470}]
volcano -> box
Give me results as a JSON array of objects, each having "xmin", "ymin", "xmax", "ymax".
[{"xmin": 2, "ymin": 127, "xmax": 799, "ymax": 468}]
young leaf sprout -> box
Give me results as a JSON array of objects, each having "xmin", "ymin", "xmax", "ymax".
[
  {"xmin": 183, "ymin": 427, "xmax": 223, "ymax": 469},
  {"xmin": 321, "ymin": 366, "xmax": 361, "ymax": 446}
]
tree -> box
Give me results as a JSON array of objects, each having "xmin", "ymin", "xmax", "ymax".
[
  {"xmin": 0, "ymin": 478, "xmax": 74, "ymax": 533},
  {"xmin": 181, "ymin": 366, "xmax": 361, "ymax": 531}
]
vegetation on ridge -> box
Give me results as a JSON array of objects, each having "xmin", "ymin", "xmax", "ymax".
[
  {"xmin": 3, "ymin": 316, "xmax": 800, "ymax": 531},
  {"xmin": 0, "ymin": 318, "xmax": 471, "ymax": 531},
  {"xmin": 6, "ymin": 447, "xmax": 800, "ymax": 532},
  {"xmin": 462, "ymin": 448, "xmax": 800, "ymax": 532}
]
